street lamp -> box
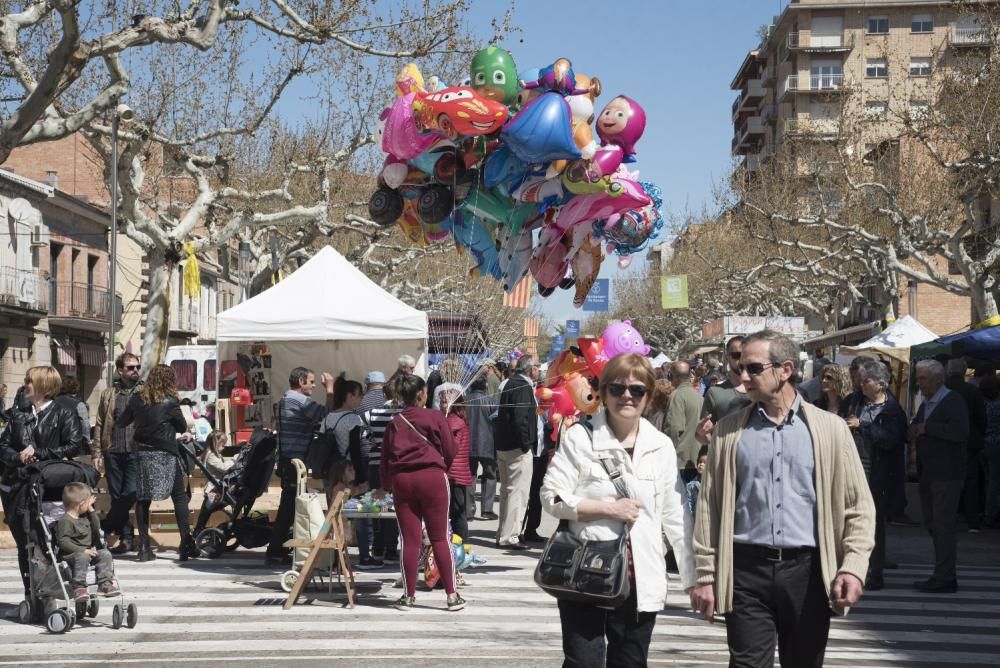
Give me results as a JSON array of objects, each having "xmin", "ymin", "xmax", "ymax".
[
  {"xmin": 107, "ymin": 103, "xmax": 134, "ymax": 387},
  {"xmin": 238, "ymin": 241, "xmax": 251, "ymax": 302},
  {"xmin": 908, "ymin": 279, "xmax": 919, "ymax": 320}
]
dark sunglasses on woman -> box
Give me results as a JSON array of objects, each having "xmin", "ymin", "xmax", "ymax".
[{"xmin": 606, "ymin": 383, "xmax": 648, "ymax": 399}]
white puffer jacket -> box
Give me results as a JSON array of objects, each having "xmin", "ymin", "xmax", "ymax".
[{"xmin": 540, "ymin": 411, "xmax": 695, "ymax": 612}]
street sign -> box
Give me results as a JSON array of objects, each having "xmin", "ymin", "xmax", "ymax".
[
  {"xmin": 582, "ymin": 279, "xmax": 609, "ymax": 312},
  {"xmin": 566, "ymin": 320, "xmax": 580, "ymax": 337}
]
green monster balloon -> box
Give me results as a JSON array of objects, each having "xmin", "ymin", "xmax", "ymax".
[{"xmin": 470, "ymin": 45, "xmax": 519, "ymax": 107}]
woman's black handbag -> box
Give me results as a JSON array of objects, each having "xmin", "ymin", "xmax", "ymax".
[{"xmin": 534, "ymin": 425, "xmax": 633, "ymax": 609}]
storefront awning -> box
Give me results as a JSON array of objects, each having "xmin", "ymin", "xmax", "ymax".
[
  {"xmin": 51, "ymin": 337, "xmax": 76, "ymax": 368},
  {"xmin": 79, "ymin": 342, "xmax": 107, "ymax": 367},
  {"xmin": 802, "ymin": 321, "xmax": 881, "ymax": 351}
]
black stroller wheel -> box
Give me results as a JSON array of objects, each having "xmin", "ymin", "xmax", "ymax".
[
  {"xmin": 87, "ymin": 598, "xmax": 99, "ymax": 618},
  {"xmin": 195, "ymin": 528, "xmax": 225, "ymax": 558},
  {"xmin": 111, "ymin": 603, "xmax": 123, "ymax": 629},
  {"xmin": 16, "ymin": 599, "xmax": 32, "ymax": 624},
  {"xmin": 126, "ymin": 603, "xmax": 139, "ymax": 628},
  {"xmin": 46, "ymin": 609, "xmax": 72, "ymax": 634},
  {"xmin": 75, "ymin": 600, "xmax": 88, "ymax": 620}
]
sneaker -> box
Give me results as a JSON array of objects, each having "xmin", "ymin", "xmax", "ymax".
[
  {"xmin": 382, "ymin": 550, "xmax": 400, "ymax": 563},
  {"xmin": 480, "ymin": 512, "xmax": 499, "ymax": 521},
  {"xmin": 73, "ymin": 587, "xmax": 89, "ymax": 602},
  {"xmin": 394, "ymin": 595, "xmax": 415, "ymax": 610},
  {"xmin": 446, "ymin": 593, "xmax": 466, "ymax": 612},
  {"xmin": 98, "ymin": 580, "xmax": 120, "ymax": 596},
  {"xmin": 356, "ymin": 556, "xmax": 384, "ymax": 570}
]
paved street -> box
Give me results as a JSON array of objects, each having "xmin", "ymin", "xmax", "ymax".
[{"xmin": 1, "ymin": 516, "xmax": 999, "ymax": 667}]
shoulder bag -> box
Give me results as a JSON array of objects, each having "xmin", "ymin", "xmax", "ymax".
[{"xmin": 533, "ymin": 422, "xmax": 632, "ymax": 609}]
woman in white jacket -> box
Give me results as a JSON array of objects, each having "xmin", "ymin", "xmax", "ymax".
[{"xmin": 541, "ymin": 353, "xmax": 695, "ymax": 667}]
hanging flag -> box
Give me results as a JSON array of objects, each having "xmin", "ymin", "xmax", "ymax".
[
  {"xmin": 182, "ymin": 242, "xmax": 201, "ymax": 300},
  {"xmin": 503, "ymin": 276, "xmax": 533, "ymax": 308},
  {"xmin": 566, "ymin": 320, "xmax": 580, "ymax": 338},
  {"xmin": 523, "ymin": 317, "xmax": 540, "ymax": 338},
  {"xmin": 661, "ymin": 275, "xmax": 689, "ymax": 309},
  {"xmin": 582, "ymin": 279, "xmax": 609, "ymax": 312}
]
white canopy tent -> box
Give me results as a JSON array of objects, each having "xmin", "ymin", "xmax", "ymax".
[
  {"xmin": 216, "ymin": 245, "xmax": 428, "ymax": 409},
  {"xmin": 839, "ymin": 315, "xmax": 937, "ymax": 364}
]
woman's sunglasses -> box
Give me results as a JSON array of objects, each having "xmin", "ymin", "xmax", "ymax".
[
  {"xmin": 822, "ymin": 374, "xmax": 835, "ymax": 381},
  {"xmin": 606, "ymin": 383, "xmax": 648, "ymax": 399}
]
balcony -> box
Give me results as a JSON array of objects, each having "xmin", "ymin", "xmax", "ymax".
[
  {"xmin": 732, "ymin": 116, "xmax": 766, "ymax": 155},
  {"xmin": 950, "ymin": 25, "xmax": 990, "ymax": 47},
  {"xmin": 732, "ymin": 79, "xmax": 765, "ymax": 119},
  {"xmin": 787, "ymin": 31, "xmax": 854, "ymax": 52},
  {"xmin": 760, "ymin": 104, "xmax": 777, "ymax": 125},
  {"xmin": 747, "ymin": 145, "xmax": 773, "ymax": 171},
  {"xmin": 761, "ymin": 63, "xmax": 776, "ymax": 85},
  {"xmin": 781, "ymin": 74, "xmax": 848, "ymax": 99},
  {"xmin": 47, "ymin": 281, "xmax": 121, "ymax": 330},
  {"xmin": 170, "ymin": 301, "xmax": 202, "ymax": 336},
  {"xmin": 784, "ymin": 118, "xmax": 840, "ymax": 138},
  {"xmin": 0, "ymin": 267, "xmax": 48, "ymax": 315}
]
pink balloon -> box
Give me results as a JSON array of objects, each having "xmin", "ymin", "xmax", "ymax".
[
  {"xmin": 618, "ymin": 254, "xmax": 633, "ymax": 269},
  {"xmin": 551, "ymin": 178, "xmax": 651, "ymax": 234},
  {"xmin": 381, "ymin": 95, "xmax": 437, "ymax": 160},
  {"xmin": 530, "ymin": 224, "xmax": 570, "ymax": 289}
]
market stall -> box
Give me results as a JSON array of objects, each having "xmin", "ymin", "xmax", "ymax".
[{"xmin": 215, "ymin": 245, "xmax": 428, "ymax": 438}]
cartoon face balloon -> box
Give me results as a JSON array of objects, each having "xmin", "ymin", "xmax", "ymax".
[
  {"xmin": 596, "ymin": 96, "xmax": 647, "ymax": 159},
  {"xmin": 602, "ymin": 320, "xmax": 650, "ymax": 357},
  {"xmin": 470, "ymin": 45, "xmax": 519, "ymax": 106}
]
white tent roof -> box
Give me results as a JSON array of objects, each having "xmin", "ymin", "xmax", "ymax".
[
  {"xmin": 217, "ymin": 245, "xmax": 428, "ymax": 341},
  {"xmin": 840, "ymin": 315, "xmax": 937, "ymax": 363}
]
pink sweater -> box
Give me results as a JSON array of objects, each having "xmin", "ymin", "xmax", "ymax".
[{"xmin": 446, "ymin": 414, "xmax": 472, "ymax": 486}]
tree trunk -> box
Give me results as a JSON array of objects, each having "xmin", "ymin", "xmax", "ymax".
[
  {"xmin": 140, "ymin": 246, "xmax": 175, "ymax": 371},
  {"xmin": 970, "ymin": 283, "xmax": 1000, "ymax": 327}
]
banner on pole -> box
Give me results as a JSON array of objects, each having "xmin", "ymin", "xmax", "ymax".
[
  {"xmin": 661, "ymin": 275, "xmax": 689, "ymax": 309},
  {"xmin": 582, "ymin": 279, "xmax": 609, "ymax": 312},
  {"xmin": 566, "ymin": 320, "xmax": 580, "ymax": 338}
]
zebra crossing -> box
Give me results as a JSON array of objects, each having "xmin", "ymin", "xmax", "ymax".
[{"xmin": 1, "ymin": 522, "xmax": 999, "ymax": 667}]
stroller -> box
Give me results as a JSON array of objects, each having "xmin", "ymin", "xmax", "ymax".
[
  {"xmin": 189, "ymin": 428, "xmax": 279, "ymax": 557},
  {"xmin": 7, "ymin": 460, "xmax": 138, "ymax": 633}
]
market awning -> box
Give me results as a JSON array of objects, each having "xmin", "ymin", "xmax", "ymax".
[
  {"xmin": 911, "ymin": 324, "xmax": 1000, "ymax": 361},
  {"xmin": 802, "ymin": 321, "xmax": 881, "ymax": 351}
]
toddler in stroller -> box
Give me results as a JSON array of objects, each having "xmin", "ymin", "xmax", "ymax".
[{"xmin": 55, "ymin": 482, "xmax": 119, "ymax": 601}]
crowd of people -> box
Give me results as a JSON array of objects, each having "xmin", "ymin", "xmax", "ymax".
[{"xmin": 3, "ymin": 331, "xmax": 999, "ymax": 666}]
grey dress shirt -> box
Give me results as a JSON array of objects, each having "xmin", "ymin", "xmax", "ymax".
[{"xmin": 733, "ymin": 396, "xmax": 818, "ymax": 549}]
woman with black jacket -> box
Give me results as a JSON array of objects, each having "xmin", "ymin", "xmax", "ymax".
[
  {"xmin": 117, "ymin": 364, "xmax": 196, "ymax": 562},
  {"xmin": 844, "ymin": 359, "xmax": 908, "ymax": 590},
  {"xmin": 0, "ymin": 366, "xmax": 83, "ymax": 595}
]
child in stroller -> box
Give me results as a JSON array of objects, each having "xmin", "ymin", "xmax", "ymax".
[{"xmin": 55, "ymin": 482, "xmax": 119, "ymax": 601}]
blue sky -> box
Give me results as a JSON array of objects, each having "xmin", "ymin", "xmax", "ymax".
[{"xmin": 462, "ymin": 0, "xmax": 789, "ymax": 327}]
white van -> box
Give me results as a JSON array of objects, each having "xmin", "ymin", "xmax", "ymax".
[{"xmin": 164, "ymin": 345, "xmax": 217, "ymax": 412}]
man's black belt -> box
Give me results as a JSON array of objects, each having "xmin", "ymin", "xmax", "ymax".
[{"xmin": 733, "ymin": 543, "xmax": 816, "ymax": 562}]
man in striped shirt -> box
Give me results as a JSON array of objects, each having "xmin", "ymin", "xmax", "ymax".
[
  {"xmin": 265, "ymin": 367, "xmax": 334, "ymax": 565},
  {"xmin": 362, "ymin": 380, "xmax": 403, "ymax": 562}
]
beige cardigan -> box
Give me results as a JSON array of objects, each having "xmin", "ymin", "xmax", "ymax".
[{"xmin": 693, "ymin": 400, "xmax": 875, "ymax": 615}]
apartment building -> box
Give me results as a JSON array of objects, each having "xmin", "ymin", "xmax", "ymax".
[
  {"xmin": 0, "ymin": 170, "xmax": 120, "ymax": 412},
  {"xmin": 730, "ymin": 0, "xmax": 994, "ymax": 336},
  {"xmin": 3, "ymin": 133, "xmax": 241, "ymax": 356}
]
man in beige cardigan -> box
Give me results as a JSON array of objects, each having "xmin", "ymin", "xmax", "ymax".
[{"xmin": 690, "ymin": 330, "xmax": 875, "ymax": 668}]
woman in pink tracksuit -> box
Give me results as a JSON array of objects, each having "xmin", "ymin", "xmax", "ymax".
[{"xmin": 379, "ymin": 374, "xmax": 465, "ymax": 612}]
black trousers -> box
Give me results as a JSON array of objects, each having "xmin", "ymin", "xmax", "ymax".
[
  {"xmin": 726, "ymin": 549, "xmax": 831, "ymax": 668},
  {"xmin": 557, "ymin": 589, "xmax": 656, "ymax": 668},
  {"xmin": 963, "ymin": 448, "xmax": 984, "ymax": 529},
  {"xmin": 267, "ymin": 457, "xmax": 298, "ymax": 557},
  {"xmin": 102, "ymin": 450, "xmax": 138, "ymax": 538},
  {"xmin": 449, "ymin": 483, "xmax": 469, "ymax": 541},
  {"xmin": 523, "ymin": 453, "xmax": 548, "ymax": 536},
  {"xmin": 919, "ymin": 478, "xmax": 962, "ymax": 583}
]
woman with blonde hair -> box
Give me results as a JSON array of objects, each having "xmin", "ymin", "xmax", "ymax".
[
  {"xmin": 814, "ymin": 363, "xmax": 853, "ymax": 417},
  {"xmin": 0, "ymin": 366, "xmax": 83, "ymax": 596},
  {"xmin": 118, "ymin": 364, "xmax": 196, "ymax": 561}
]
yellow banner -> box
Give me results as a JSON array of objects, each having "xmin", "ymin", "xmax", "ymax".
[{"xmin": 661, "ymin": 275, "xmax": 688, "ymax": 309}]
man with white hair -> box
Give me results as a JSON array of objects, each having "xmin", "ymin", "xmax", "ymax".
[
  {"xmin": 910, "ymin": 358, "xmax": 970, "ymax": 593},
  {"xmin": 398, "ymin": 355, "xmax": 416, "ymax": 376}
]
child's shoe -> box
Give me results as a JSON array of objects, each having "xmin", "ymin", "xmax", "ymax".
[
  {"xmin": 455, "ymin": 571, "xmax": 469, "ymax": 587},
  {"xmin": 98, "ymin": 580, "xmax": 120, "ymax": 596},
  {"xmin": 73, "ymin": 587, "xmax": 89, "ymax": 602}
]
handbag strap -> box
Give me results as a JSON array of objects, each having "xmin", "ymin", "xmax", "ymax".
[
  {"xmin": 578, "ymin": 420, "xmax": 631, "ymax": 500},
  {"xmin": 396, "ymin": 413, "xmax": 432, "ymax": 446}
]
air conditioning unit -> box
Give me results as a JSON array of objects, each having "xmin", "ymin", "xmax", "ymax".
[{"xmin": 29, "ymin": 224, "xmax": 48, "ymax": 247}]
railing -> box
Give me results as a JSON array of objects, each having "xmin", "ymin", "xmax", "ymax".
[
  {"xmin": 784, "ymin": 118, "xmax": 840, "ymax": 136},
  {"xmin": 787, "ymin": 31, "xmax": 854, "ymax": 50},
  {"xmin": 48, "ymin": 281, "xmax": 119, "ymax": 323},
  {"xmin": 783, "ymin": 74, "xmax": 846, "ymax": 95},
  {"xmin": 0, "ymin": 267, "xmax": 48, "ymax": 312},
  {"xmin": 747, "ymin": 146, "xmax": 772, "ymax": 171},
  {"xmin": 950, "ymin": 25, "xmax": 990, "ymax": 45}
]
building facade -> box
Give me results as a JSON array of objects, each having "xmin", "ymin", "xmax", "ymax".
[{"xmin": 730, "ymin": 0, "xmax": 993, "ymax": 336}]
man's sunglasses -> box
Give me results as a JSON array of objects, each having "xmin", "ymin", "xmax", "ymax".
[
  {"xmin": 728, "ymin": 351, "xmax": 742, "ymax": 360},
  {"xmin": 606, "ymin": 383, "xmax": 648, "ymax": 399},
  {"xmin": 737, "ymin": 362, "xmax": 778, "ymax": 376},
  {"xmin": 124, "ymin": 365, "xmax": 141, "ymax": 371}
]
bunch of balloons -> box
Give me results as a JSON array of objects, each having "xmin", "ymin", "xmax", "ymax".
[
  {"xmin": 536, "ymin": 320, "xmax": 651, "ymax": 440},
  {"xmin": 367, "ymin": 48, "xmax": 664, "ymax": 306}
]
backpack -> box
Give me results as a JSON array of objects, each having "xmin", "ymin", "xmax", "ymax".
[{"xmin": 304, "ymin": 413, "xmax": 349, "ymax": 479}]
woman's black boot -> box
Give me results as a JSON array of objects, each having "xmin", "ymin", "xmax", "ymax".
[{"xmin": 136, "ymin": 536, "xmax": 157, "ymax": 562}]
